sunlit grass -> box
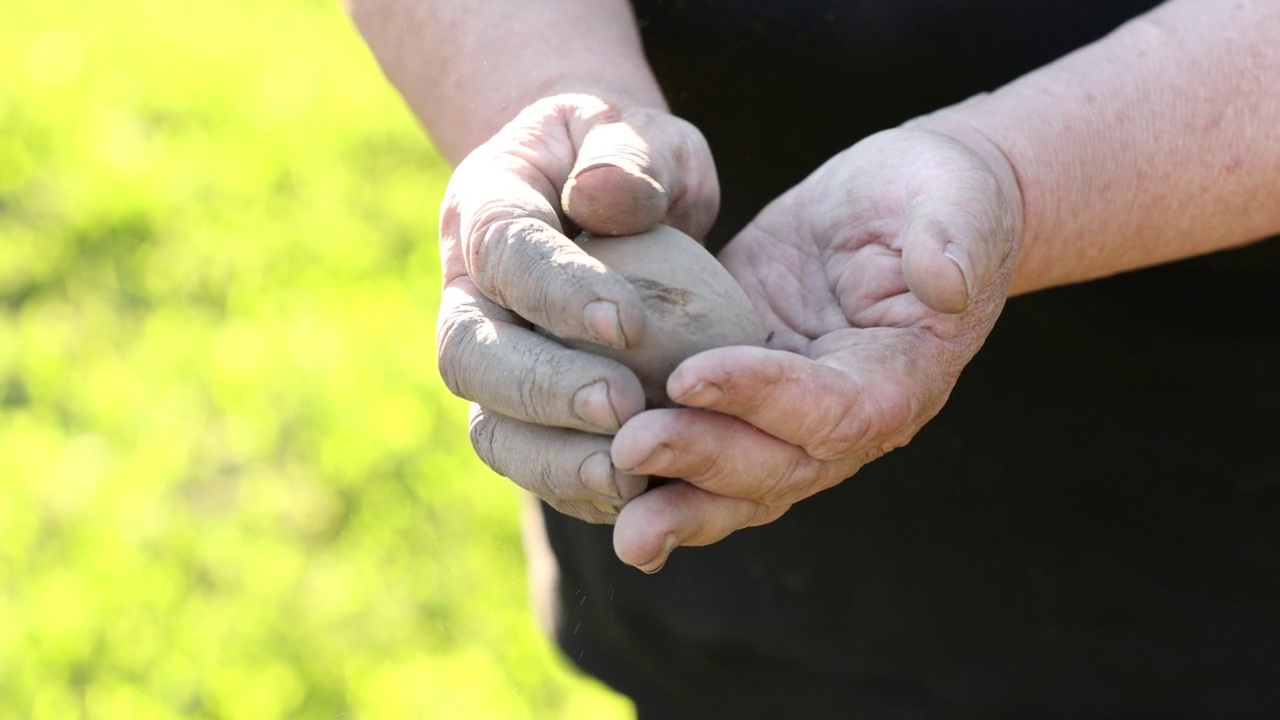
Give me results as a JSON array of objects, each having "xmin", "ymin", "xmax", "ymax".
[{"xmin": 0, "ymin": 0, "xmax": 631, "ymax": 716}]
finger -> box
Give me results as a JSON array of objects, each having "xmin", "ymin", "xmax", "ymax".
[
  {"xmin": 545, "ymin": 498, "xmax": 622, "ymax": 526},
  {"xmin": 561, "ymin": 108, "xmax": 719, "ymax": 239},
  {"xmin": 611, "ymin": 408, "xmax": 850, "ymax": 507},
  {"xmin": 442, "ymin": 153, "xmax": 647, "ymax": 349},
  {"xmin": 899, "ymin": 149, "xmax": 1016, "ymax": 314},
  {"xmin": 562, "ymin": 120, "xmax": 666, "ymax": 235},
  {"xmin": 612, "ymin": 481, "xmax": 783, "ymax": 573},
  {"xmin": 437, "ymin": 282, "xmax": 646, "ymax": 434},
  {"xmin": 665, "ymin": 343, "xmax": 915, "ymax": 461},
  {"xmin": 469, "ymin": 404, "xmax": 648, "ymax": 508}
]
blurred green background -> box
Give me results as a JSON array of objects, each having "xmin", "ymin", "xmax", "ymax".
[{"xmin": 0, "ymin": 0, "xmax": 631, "ymax": 716}]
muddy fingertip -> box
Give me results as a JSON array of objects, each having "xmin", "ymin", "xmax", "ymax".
[{"xmin": 562, "ymin": 165, "xmax": 667, "ymax": 236}]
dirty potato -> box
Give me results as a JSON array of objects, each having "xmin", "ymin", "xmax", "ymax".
[{"xmin": 557, "ymin": 224, "xmax": 766, "ymax": 408}]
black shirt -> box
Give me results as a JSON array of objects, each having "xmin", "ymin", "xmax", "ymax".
[{"xmin": 540, "ymin": 2, "xmax": 1280, "ymax": 717}]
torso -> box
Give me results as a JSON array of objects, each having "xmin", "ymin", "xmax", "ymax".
[{"xmin": 541, "ymin": 3, "xmax": 1280, "ymax": 716}]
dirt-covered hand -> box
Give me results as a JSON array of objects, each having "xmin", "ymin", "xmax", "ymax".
[{"xmin": 436, "ymin": 93, "xmax": 718, "ymax": 523}]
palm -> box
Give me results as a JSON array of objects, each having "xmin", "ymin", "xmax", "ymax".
[
  {"xmin": 722, "ymin": 195, "xmax": 937, "ymax": 359},
  {"xmin": 721, "ymin": 130, "xmax": 1015, "ymax": 370}
]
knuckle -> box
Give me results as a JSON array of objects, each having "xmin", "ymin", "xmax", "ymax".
[
  {"xmin": 878, "ymin": 385, "xmax": 916, "ymax": 433},
  {"xmin": 438, "ymin": 194, "xmax": 462, "ymax": 246},
  {"xmin": 803, "ymin": 384, "xmax": 916, "ymax": 462},
  {"xmin": 469, "ymin": 407, "xmax": 587, "ymax": 501},
  {"xmin": 435, "ymin": 307, "xmax": 487, "ymax": 400},
  {"xmin": 760, "ymin": 453, "xmax": 817, "ymax": 506},
  {"xmin": 467, "ymin": 211, "xmax": 521, "ymax": 304},
  {"xmin": 804, "ymin": 406, "xmax": 874, "ymax": 462},
  {"xmin": 437, "ymin": 291, "xmax": 593, "ymax": 429},
  {"xmin": 749, "ymin": 469, "xmax": 788, "ymax": 507},
  {"xmin": 467, "ymin": 405, "xmax": 506, "ymax": 477},
  {"xmin": 571, "ymin": 97, "xmax": 624, "ymax": 132},
  {"xmin": 673, "ymin": 116, "xmax": 712, "ymax": 164},
  {"xmin": 469, "ymin": 215, "xmax": 566, "ymax": 323},
  {"xmin": 526, "ymin": 441, "xmax": 569, "ymax": 497},
  {"xmin": 512, "ymin": 342, "xmax": 561, "ymax": 426}
]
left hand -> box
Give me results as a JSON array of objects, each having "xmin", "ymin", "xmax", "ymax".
[{"xmin": 609, "ymin": 126, "xmax": 1024, "ymax": 572}]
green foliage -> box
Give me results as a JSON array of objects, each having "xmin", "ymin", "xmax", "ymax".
[{"xmin": 0, "ymin": 0, "xmax": 631, "ymax": 717}]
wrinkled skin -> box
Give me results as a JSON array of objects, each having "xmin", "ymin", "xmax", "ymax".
[
  {"xmin": 610, "ymin": 129, "xmax": 1022, "ymax": 571},
  {"xmin": 436, "ymin": 93, "xmax": 719, "ymax": 523},
  {"xmin": 436, "ymin": 93, "xmax": 1023, "ymax": 572}
]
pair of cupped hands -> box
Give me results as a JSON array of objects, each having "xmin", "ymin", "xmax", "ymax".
[{"xmin": 438, "ymin": 94, "xmax": 1022, "ymax": 573}]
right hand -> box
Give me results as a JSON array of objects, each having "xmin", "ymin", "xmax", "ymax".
[{"xmin": 436, "ymin": 93, "xmax": 719, "ymax": 523}]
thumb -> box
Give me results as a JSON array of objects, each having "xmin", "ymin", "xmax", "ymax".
[
  {"xmin": 899, "ymin": 156, "xmax": 1017, "ymax": 314},
  {"xmin": 561, "ymin": 109, "xmax": 719, "ymax": 240}
]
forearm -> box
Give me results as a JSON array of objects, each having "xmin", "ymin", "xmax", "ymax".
[
  {"xmin": 927, "ymin": 0, "xmax": 1280, "ymax": 295},
  {"xmin": 346, "ymin": 0, "xmax": 666, "ymax": 164}
]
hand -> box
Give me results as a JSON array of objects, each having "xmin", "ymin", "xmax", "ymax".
[
  {"xmin": 436, "ymin": 93, "xmax": 719, "ymax": 523},
  {"xmin": 609, "ymin": 126, "xmax": 1023, "ymax": 571}
]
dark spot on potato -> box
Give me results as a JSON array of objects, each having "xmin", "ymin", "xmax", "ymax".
[
  {"xmin": 550, "ymin": 224, "xmax": 765, "ymax": 408},
  {"xmin": 626, "ymin": 277, "xmax": 690, "ymax": 307}
]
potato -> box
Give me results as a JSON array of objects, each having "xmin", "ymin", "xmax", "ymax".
[{"xmin": 558, "ymin": 224, "xmax": 766, "ymax": 408}]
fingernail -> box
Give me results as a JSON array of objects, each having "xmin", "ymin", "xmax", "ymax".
[
  {"xmin": 580, "ymin": 452, "xmax": 620, "ymax": 500},
  {"xmin": 574, "ymin": 163, "xmax": 662, "ymax": 192},
  {"xmin": 583, "ymin": 300, "xmax": 626, "ymax": 348},
  {"xmin": 674, "ymin": 380, "xmax": 724, "ymax": 407},
  {"xmin": 639, "ymin": 533, "xmax": 678, "ymax": 574},
  {"xmin": 943, "ymin": 242, "xmax": 977, "ymax": 303},
  {"xmin": 573, "ymin": 381, "xmax": 620, "ymax": 431},
  {"xmin": 576, "ymin": 162, "xmax": 629, "ymax": 175}
]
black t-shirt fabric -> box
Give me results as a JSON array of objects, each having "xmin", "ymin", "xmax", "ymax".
[{"xmin": 538, "ymin": 2, "xmax": 1280, "ymax": 717}]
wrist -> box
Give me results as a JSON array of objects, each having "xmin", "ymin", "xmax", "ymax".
[{"xmin": 352, "ymin": 0, "xmax": 668, "ymax": 165}]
